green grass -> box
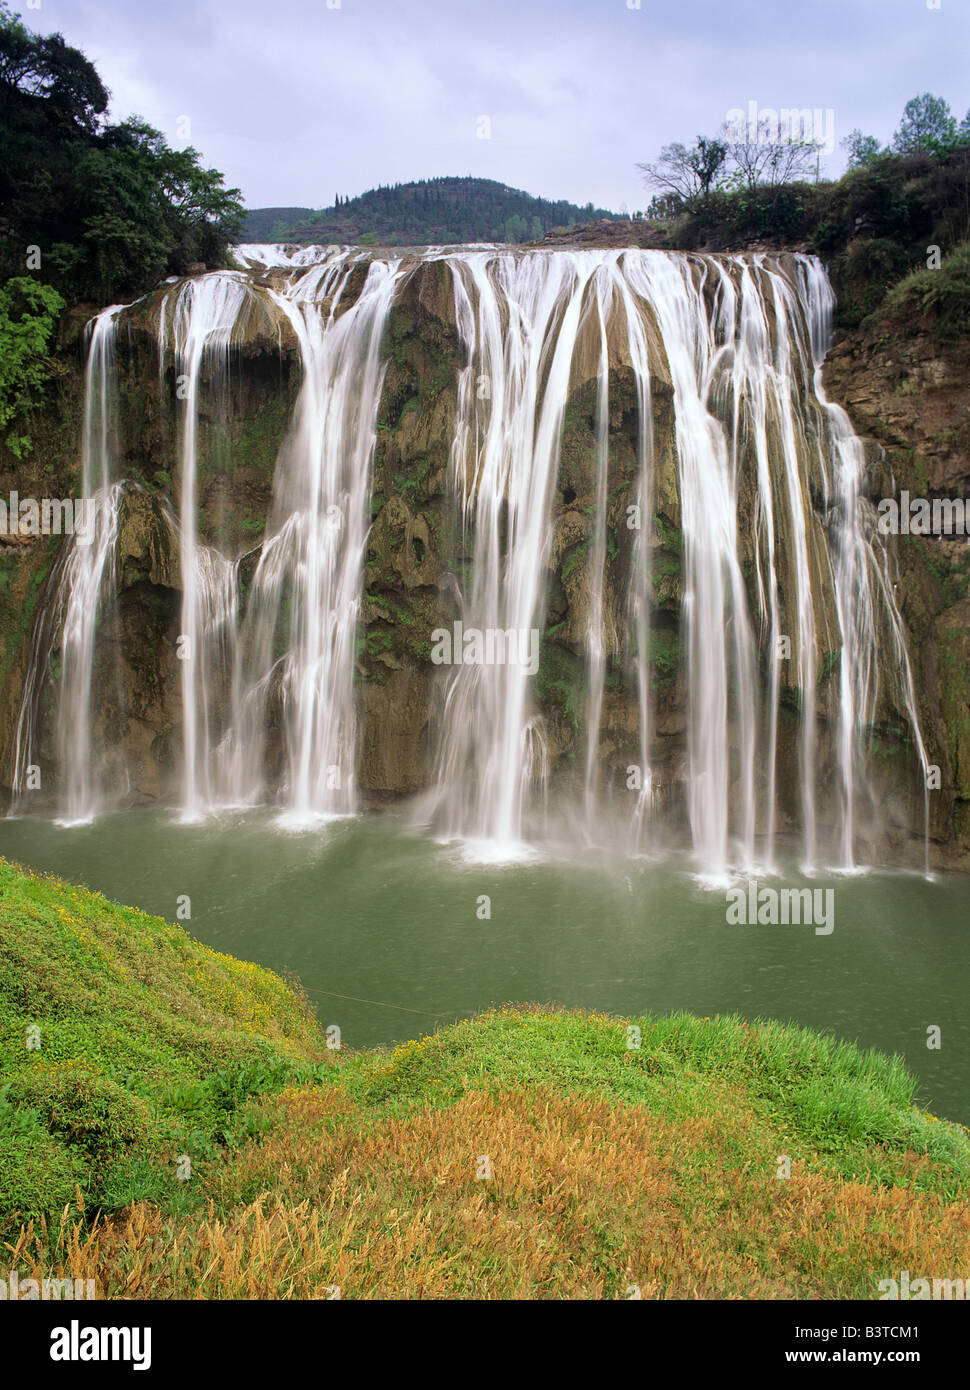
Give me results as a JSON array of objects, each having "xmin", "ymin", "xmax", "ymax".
[
  {"xmin": 2, "ymin": 857, "xmax": 970, "ymax": 1299},
  {"xmin": 339, "ymin": 1007, "xmax": 970, "ymax": 1197},
  {"xmin": 0, "ymin": 856, "xmax": 327, "ymax": 1225}
]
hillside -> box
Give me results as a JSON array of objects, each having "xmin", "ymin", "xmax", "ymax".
[
  {"xmin": 241, "ymin": 176, "xmax": 620, "ymax": 246},
  {"xmin": 241, "ymin": 207, "xmax": 316, "ymax": 241},
  {"xmin": 3, "ymin": 859, "xmax": 970, "ymax": 1297}
]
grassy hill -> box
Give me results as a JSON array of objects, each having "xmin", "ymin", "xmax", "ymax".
[
  {"xmin": 2, "ymin": 857, "xmax": 970, "ymax": 1298},
  {"xmin": 241, "ymin": 176, "xmax": 620, "ymax": 247}
]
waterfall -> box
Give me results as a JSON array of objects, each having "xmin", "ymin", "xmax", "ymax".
[
  {"xmin": 581, "ymin": 281, "xmax": 613, "ymax": 841},
  {"xmin": 169, "ymin": 272, "xmax": 251, "ymax": 819},
  {"xmin": 10, "ymin": 307, "xmax": 126, "ymax": 824},
  {"xmin": 798, "ymin": 257, "xmax": 932, "ymax": 873},
  {"xmin": 427, "ymin": 247, "xmax": 929, "ymax": 872},
  {"xmin": 429, "ymin": 250, "xmax": 607, "ymax": 858},
  {"xmin": 222, "ymin": 252, "xmax": 403, "ymax": 823},
  {"xmin": 7, "ymin": 244, "xmax": 931, "ymax": 874}
]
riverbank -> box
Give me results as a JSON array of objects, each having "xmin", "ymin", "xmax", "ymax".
[{"xmin": 2, "ymin": 856, "xmax": 968, "ymax": 1298}]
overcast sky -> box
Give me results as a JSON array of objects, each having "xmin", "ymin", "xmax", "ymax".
[{"xmin": 26, "ymin": 0, "xmax": 970, "ymax": 212}]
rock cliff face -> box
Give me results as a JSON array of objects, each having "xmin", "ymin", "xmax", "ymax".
[
  {"xmin": 822, "ymin": 325, "xmax": 970, "ymax": 866},
  {"xmin": 0, "ymin": 247, "xmax": 965, "ymax": 869}
]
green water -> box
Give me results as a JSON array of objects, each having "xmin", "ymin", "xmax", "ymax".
[{"xmin": 1, "ymin": 807, "xmax": 968, "ymax": 1124}]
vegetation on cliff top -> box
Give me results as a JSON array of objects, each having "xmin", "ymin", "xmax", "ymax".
[
  {"xmin": 634, "ymin": 93, "xmax": 970, "ymax": 332},
  {"xmin": 0, "ymin": 3, "xmax": 243, "ymax": 307},
  {"xmin": 0, "ymin": 2, "xmax": 243, "ymax": 462},
  {"xmin": 3, "ymin": 858, "xmax": 970, "ymax": 1298}
]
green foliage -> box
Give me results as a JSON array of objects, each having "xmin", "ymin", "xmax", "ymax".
[
  {"xmin": 878, "ymin": 241, "xmax": 970, "ymax": 340},
  {"xmin": 649, "ymin": 627, "xmax": 682, "ymax": 682},
  {"xmin": 3, "ymin": 1065, "xmax": 150, "ymax": 1160},
  {"xmin": 0, "ymin": 274, "xmax": 63, "ymax": 456},
  {"xmin": 681, "ymin": 180, "xmax": 821, "ymax": 247},
  {"xmin": 0, "ymin": 1089, "xmax": 86, "ymax": 1219},
  {"xmin": 345, "ymin": 1007, "xmax": 970, "ymax": 1199},
  {"xmin": 663, "ymin": 143, "xmax": 970, "ymax": 328},
  {"xmin": 0, "ymin": 2, "xmax": 107, "ymax": 132},
  {"xmin": 533, "ymin": 635, "xmax": 585, "ymax": 732},
  {"xmin": 641, "ymin": 92, "xmax": 970, "ymax": 328},
  {"xmin": 3, "ymin": 858, "xmax": 970, "ymax": 1277},
  {"xmin": 892, "ymin": 92, "xmax": 961, "ymax": 156},
  {"xmin": 842, "ymin": 129, "xmax": 883, "ymax": 168},
  {"xmin": 0, "ymin": 5, "xmax": 243, "ymax": 307}
]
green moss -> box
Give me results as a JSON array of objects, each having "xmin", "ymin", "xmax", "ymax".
[
  {"xmin": 649, "ymin": 628, "xmax": 683, "ymax": 684},
  {"xmin": 918, "ymin": 539, "xmax": 970, "ymax": 607},
  {"xmin": 817, "ymin": 647, "xmax": 842, "ymax": 685},
  {"xmin": 937, "ymin": 627, "xmax": 970, "ymax": 798},
  {"xmin": 534, "ymin": 637, "xmax": 585, "ymax": 732},
  {"xmin": 561, "ymin": 542, "xmax": 587, "ymax": 584}
]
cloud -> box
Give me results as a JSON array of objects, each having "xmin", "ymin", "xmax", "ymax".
[{"xmin": 25, "ymin": 0, "xmax": 970, "ymax": 210}]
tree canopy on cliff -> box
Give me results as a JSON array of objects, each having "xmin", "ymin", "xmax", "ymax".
[
  {"xmin": 845, "ymin": 94, "xmax": 970, "ymax": 166},
  {"xmin": 0, "ymin": 2, "xmax": 243, "ymax": 305}
]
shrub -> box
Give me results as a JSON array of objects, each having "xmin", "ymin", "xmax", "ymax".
[
  {"xmin": 878, "ymin": 242, "xmax": 970, "ymax": 339},
  {"xmin": 0, "ymin": 276, "xmax": 64, "ymax": 457},
  {"xmin": 4, "ymin": 1064, "xmax": 150, "ymax": 1160},
  {"xmin": 0, "ymin": 1091, "xmax": 85, "ymax": 1225}
]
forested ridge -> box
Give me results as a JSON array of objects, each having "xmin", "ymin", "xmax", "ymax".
[{"xmin": 243, "ymin": 176, "xmax": 619, "ymax": 246}]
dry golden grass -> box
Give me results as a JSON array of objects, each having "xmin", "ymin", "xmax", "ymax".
[{"xmin": 10, "ymin": 1083, "xmax": 970, "ymax": 1300}]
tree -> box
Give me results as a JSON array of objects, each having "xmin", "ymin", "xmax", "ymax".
[
  {"xmin": 503, "ymin": 213, "xmax": 529, "ymax": 243},
  {"xmin": 637, "ymin": 135, "xmax": 728, "ymax": 210},
  {"xmin": 0, "ymin": 6, "xmax": 242, "ymax": 304},
  {"xmin": 721, "ymin": 121, "xmax": 819, "ymax": 190},
  {"xmin": 646, "ymin": 192, "xmax": 683, "ymax": 220},
  {"xmin": 892, "ymin": 93, "xmax": 957, "ymax": 154},
  {"xmin": 842, "ymin": 129, "xmax": 883, "ymax": 168},
  {"xmin": 0, "ymin": 2, "xmax": 107, "ymax": 132}
]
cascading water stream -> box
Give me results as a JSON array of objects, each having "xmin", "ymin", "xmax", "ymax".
[
  {"xmin": 170, "ymin": 273, "xmax": 251, "ymax": 820},
  {"xmin": 620, "ymin": 253, "xmax": 759, "ymax": 882},
  {"xmin": 581, "ymin": 281, "xmax": 613, "ymax": 841},
  {"xmin": 428, "ymin": 246, "xmax": 929, "ymax": 873},
  {"xmin": 222, "ymin": 252, "xmax": 403, "ymax": 823},
  {"xmin": 798, "ymin": 257, "xmax": 932, "ymax": 874},
  {"xmin": 10, "ymin": 306, "xmax": 126, "ymax": 824},
  {"xmin": 430, "ymin": 250, "xmax": 608, "ymax": 858}
]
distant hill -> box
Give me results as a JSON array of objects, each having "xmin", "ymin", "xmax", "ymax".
[
  {"xmin": 240, "ymin": 177, "xmax": 620, "ymax": 246},
  {"xmin": 241, "ymin": 207, "xmax": 316, "ymax": 241}
]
